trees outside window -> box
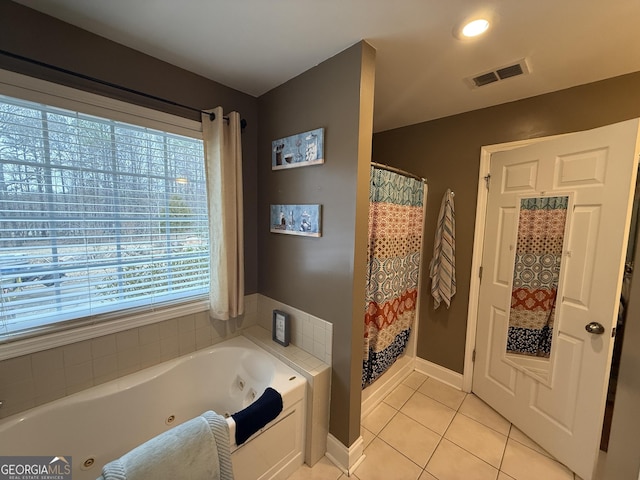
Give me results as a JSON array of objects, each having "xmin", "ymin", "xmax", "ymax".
[{"xmin": 0, "ymin": 95, "xmax": 209, "ymax": 338}]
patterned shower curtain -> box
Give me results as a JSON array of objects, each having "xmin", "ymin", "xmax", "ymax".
[
  {"xmin": 507, "ymin": 196, "xmax": 568, "ymax": 358},
  {"xmin": 363, "ymin": 166, "xmax": 425, "ymax": 388}
]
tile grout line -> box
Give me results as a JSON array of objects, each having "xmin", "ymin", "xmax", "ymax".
[
  {"xmin": 392, "ymin": 375, "xmax": 451, "ymax": 477},
  {"xmin": 363, "ymin": 374, "xmax": 579, "ymax": 480},
  {"xmin": 498, "ymin": 423, "xmax": 513, "ymax": 474},
  {"xmin": 377, "ymin": 376, "xmax": 439, "ymax": 478},
  {"xmin": 397, "ymin": 387, "xmax": 457, "ymax": 440},
  {"xmin": 441, "ymin": 422, "xmax": 503, "ymax": 476},
  {"xmin": 397, "ymin": 382, "xmax": 456, "ymax": 478},
  {"xmin": 423, "ymin": 429, "xmax": 446, "ymax": 479},
  {"xmin": 373, "ymin": 432, "xmax": 432, "ymax": 475},
  {"xmin": 386, "ymin": 383, "xmax": 509, "ymax": 479},
  {"xmin": 453, "ymin": 392, "xmax": 511, "ymax": 478},
  {"xmin": 367, "ymin": 373, "xmax": 471, "ymax": 479}
]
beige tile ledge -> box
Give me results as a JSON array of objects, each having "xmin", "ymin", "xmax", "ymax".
[{"xmin": 243, "ymin": 325, "xmax": 329, "ymax": 378}]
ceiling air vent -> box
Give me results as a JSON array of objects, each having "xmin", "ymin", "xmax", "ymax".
[
  {"xmin": 473, "ymin": 72, "xmax": 499, "ymax": 87},
  {"xmin": 465, "ymin": 58, "xmax": 530, "ymax": 89},
  {"xmin": 496, "ymin": 63, "xmax": 524, "ymax": 80}
]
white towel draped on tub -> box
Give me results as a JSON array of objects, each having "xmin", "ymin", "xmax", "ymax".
[
  {"xmin": 429, "ymin": 189, "xmax": 456, "ymax": 309},
  {"xmin": 98, "ymin": 411, "xmax": 233, "ymax": 480}
]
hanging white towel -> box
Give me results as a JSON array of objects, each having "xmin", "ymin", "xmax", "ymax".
[{"xmin": 429, "ymin": 189, "xmax": 456, "ymax": 309}]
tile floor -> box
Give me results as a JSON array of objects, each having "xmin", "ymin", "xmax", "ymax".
[{"xmin": 287, "ymin": 371, "xmax": 583, "ymax": 480}]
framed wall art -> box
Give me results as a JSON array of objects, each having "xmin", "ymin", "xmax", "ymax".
[
  {"xmin": 272, "ymin": 310, "xmax": 291, "ymax": 346},
  {"xmin": 272, "ymin": 128, "xmax": 324, "ymax": 170},
  {"xmin": 270, "ymin": 204, "xmax": 321, "ymax": 237}
]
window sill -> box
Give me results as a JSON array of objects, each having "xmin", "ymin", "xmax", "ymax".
[{"xmin": 0, "ymin": 299, "xmax": 209, "ymax": 361}]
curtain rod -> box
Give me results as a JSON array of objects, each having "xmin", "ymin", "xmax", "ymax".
[
  {"xmin": 0, "ymin": 49, "xmax": 247, "ymax": 130},
  {"xmin": 371, "ymin": 161, "xmax": 427, "ymax": 183}
]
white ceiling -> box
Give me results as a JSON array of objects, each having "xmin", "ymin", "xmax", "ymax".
[{"xmin": 14, "ymin": 0, "xmax": 640, "ymax": 132}]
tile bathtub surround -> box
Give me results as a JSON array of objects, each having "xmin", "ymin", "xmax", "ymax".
[
  {"xmin": 286, "ymin": 372, "xmax": 580, "ymax": 480},
  {"xmin": 243, "ymin": 325, "xmax": 331, "ymax": 466},
  {"xmin": 257, "ymin": 294, "xmax": 333, "ymax": 365},
  {"xmin": 247, "ymin": 296, "xmax": 334, "ymax": 465},
  {"xmin": 0, "ymin": 294, "xmax": 259, "ymax": 419}
]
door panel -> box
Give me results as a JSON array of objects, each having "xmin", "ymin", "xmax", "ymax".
[
  {"xmin": 555, "ymin": 148, "xmax": 608, "ymax": 187},
  {"xmin": 496, "ymin": 207, "xmax": 517, "ymax": 285},
  {"xmin": 532, "ymin": 333, "xmax": 582, "ymax": 429},
  {"xmin": 503, "ymin": 160, "xmax": 538, "ymax": 191},
  {"xmin": 487, "ymin": 305, "xmax": 516, "ymax": 393},
  {"xmin": 473, "ymin": 119, "xmax": 640, "ymax": 480},
  {"xmin": 563, "ymin": 206, "xmax": 600, "ymax": 305}
]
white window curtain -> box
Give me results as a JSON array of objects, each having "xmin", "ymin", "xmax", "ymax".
[{"xmin": 202, "ymin": 107, "xmax": 244, "ymax": 320}]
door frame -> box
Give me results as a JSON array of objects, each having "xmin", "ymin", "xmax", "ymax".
[{"xmin": 462, "ymin": 135, "xmax": 570, "ymax": 392}]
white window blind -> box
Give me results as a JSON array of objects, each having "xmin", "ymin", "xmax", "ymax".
[{"xmin": 0, "ymin": 94, "xmax": 209, "ymax": 340}]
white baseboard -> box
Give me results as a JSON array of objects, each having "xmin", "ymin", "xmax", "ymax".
[
  {"xmin": 325, "ymin": 434, "xmax": 365, "ymax": 476},
  {"xmin": 415, "ymin": 357, "xmax": 464, "ymax": 390},
  {"xmin": 361, "ymin": 355, "xmax": 415, "ymax": 418}
]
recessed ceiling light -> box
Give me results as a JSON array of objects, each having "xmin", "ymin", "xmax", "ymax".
[{"xmin": 461, "ymin": 18, "xmax": 490, "ymax": 37}]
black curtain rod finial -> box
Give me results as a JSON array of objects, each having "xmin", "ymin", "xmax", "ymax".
[{"xmin": 206, "ymin": 112, "xmax": 246, "ymax": 130}]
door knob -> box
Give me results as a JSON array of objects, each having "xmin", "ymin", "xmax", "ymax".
[{"xmin": 585, "ymin": 322, "xmax": 605, "ymax": 335}]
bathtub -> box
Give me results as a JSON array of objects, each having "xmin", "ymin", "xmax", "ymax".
[{"xmin": 0, "ymin": 335, "xmax": 307, "ymax": 480}]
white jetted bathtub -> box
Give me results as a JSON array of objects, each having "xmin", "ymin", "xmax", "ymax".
[{"xmin": 0, "ymin": 335, "xmax": 307, "ymax": 480}]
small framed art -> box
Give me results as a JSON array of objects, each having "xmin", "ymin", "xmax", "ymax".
[
  {"xmin": 272, "ymin": 310, "xmax": 291, "ymax": 347},
  {"xmin": 270, "ymin": 204, "xmax": 321, "ymax": 237},
  {"xmin": 272, "ymin": 128, "xmax": 324, "ymax": 170}
]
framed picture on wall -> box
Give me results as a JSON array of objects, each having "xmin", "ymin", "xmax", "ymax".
[
  {"xmin": 270, "ymin": 204, "xmax": 321, "ymax": 237},
  {"xmin": 272, "ymin": 310, "xmax": 291, "ymax": 347},
  {"xmin": 272, "ymin": 128, "xmax": 324, "ymax": 170}
]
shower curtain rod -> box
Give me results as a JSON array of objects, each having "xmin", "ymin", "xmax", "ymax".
[
  {"xmin": 0, "ymin": 49, "xmax": 247, "ymax": 130},
  {"xmin": 371, "ymin": 161, "xmax": 427, "ymax": 183}
]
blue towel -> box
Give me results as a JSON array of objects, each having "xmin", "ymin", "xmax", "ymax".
[{"xmin": 231, "ymin": 387, "xmax": 283, "ymax": 445}]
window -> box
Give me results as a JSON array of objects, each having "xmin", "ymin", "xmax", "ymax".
[{"xmin": 0, "ymin": 94, "xmax": 209, "ymax": 341}]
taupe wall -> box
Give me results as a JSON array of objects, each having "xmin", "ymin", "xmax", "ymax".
[
  {"xmin": 257, "ymin": 42, "xmax": 376, "ymax": 447},
  {"xmin": 0, "ymin": 0, "xmax": 259, "ymax": 293},
  {"xmin": 373, "ymin": 71, "xmax": 640, "ymax": 373},
  {"xmin": 1, "ymin": 2, "xmax": 379, "ymax": 448}
]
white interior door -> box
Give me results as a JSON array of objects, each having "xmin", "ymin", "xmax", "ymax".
[{"xmin": 473, "ymin": 119, "xmax": 640, "ymax": 480}]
